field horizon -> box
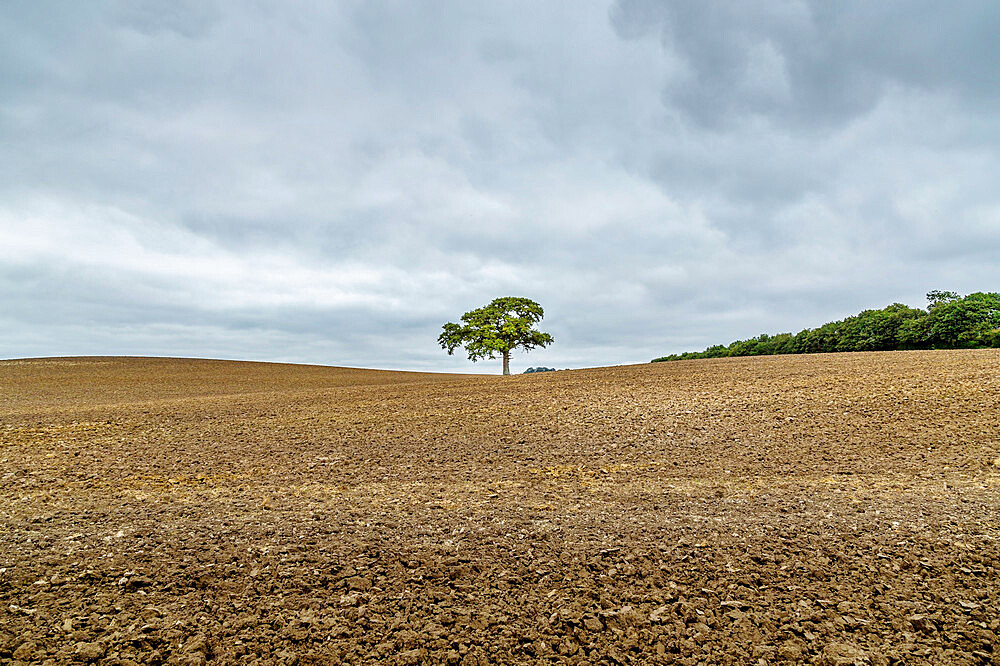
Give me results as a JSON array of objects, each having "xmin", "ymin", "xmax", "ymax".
[{"xmin": 2, "ymin": 351, "xmax": 998, "ymax": 664}]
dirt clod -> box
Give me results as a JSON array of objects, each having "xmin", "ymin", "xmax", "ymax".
[
  {"xmin": 73, "ymin": 641, "xmax": 104, "ymax": 661},
  {"xmin": 820, "ymin": 642, "xmax": 868, "ymax": 666},
  {"xmin": 13, "ymin": 642, "xmax": 36, "ymax": 661}
]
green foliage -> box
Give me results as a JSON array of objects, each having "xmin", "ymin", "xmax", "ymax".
[
  {"xmin": 926, "ymin": 290, "xmax": 961, "ymax": 310},
  {"xmin": 439, "ymin": 297, "xmax": 554, "ymax": 375},
  {"xmin": 652, "ymin": 291, "xmax": 1000, "ymax": 362}
]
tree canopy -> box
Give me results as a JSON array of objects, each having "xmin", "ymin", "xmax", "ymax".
[
  {"xmin": 653, "ymin": 291, "xmax": 1000, "ymax": 362},
  {"xmin": 438, "ymin": 297, "xmax": 554, "ymax": 375}
]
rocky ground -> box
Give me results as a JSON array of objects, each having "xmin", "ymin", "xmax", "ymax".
[{"xmin": 1, "ymin": 351, "xmax": 998, "ymax": 665}]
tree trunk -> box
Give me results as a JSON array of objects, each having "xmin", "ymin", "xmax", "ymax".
[{"xmin": 502, "ymin": 350, "xmax": 510, "ymax": 375}]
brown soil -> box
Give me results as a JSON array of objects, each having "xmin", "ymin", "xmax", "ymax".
[{"xmin": 1, "ymin": 351, "xmax": 998, "ymax": 665}]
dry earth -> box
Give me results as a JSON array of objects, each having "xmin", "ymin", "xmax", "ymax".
[{"xmin": 1, "ymin": 352, "xmax": 999, "ymax": 665}]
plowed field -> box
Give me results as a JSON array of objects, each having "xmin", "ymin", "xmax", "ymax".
[{"xmin": 1, "ymin": 352, "xmax": 999, "ymax": 665}]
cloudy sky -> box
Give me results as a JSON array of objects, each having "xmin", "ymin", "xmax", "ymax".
[{"xmin": 3, "ymin": 1, "xmax": 999, "ymax": 372}]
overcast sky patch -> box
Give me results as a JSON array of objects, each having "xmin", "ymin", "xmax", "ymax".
[{"xmin": 2, "ymin": 1, "xmax": 998, "ymax": 372}]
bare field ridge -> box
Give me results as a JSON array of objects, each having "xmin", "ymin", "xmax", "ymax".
[{"xmin": 1, "ymin": 352, "xmax": 998, "ymax": 664}]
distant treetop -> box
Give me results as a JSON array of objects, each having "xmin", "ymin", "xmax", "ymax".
[{"xmin": 653, "ymin": 291, "xmax": 1000, "ymax": 362}]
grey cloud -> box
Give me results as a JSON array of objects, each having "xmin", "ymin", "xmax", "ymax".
[
  {"xmin": 613, "ymin": 0, "xmax": 1000, "ymax": 130},
  {"xmin": 117, "ymin": 0, "xmax": 220, "ymax": 39},
  {"xmin": 2, "ymin": 2, "xmax": 998, "ymax": 370}
]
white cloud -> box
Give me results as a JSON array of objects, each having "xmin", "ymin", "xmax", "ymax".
[{"xmin": 1, "ymin": 1, "xmax": 998, "ymax": 370}]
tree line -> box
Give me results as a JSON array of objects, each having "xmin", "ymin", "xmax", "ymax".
[{"xmin": 652, "ymin": 291, "xmax": 1000, "ymax": 362}]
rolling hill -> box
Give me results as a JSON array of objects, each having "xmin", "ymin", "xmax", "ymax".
[{"xmin": 2, "ymin": 352, "xmax": 998, "ymax": 663}]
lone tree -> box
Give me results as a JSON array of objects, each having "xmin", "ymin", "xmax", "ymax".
[{"xmin": 438, "ymin": 297, "xmax": 554, "ymax": 375}]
